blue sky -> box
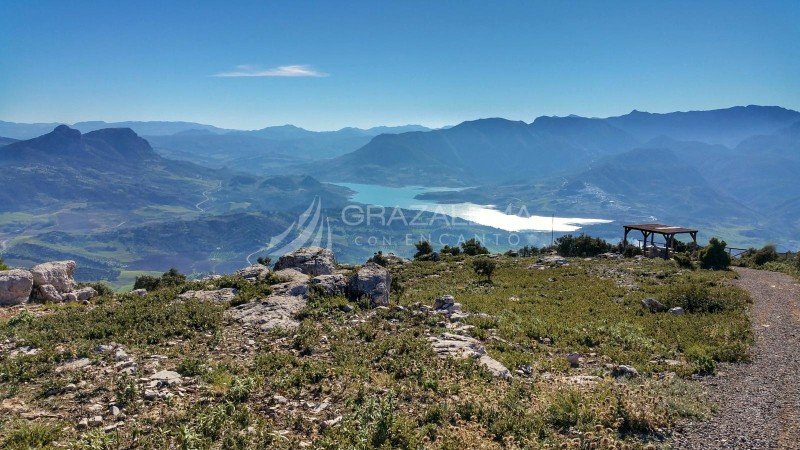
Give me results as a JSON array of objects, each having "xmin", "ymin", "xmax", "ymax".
[{"xmin": 1, "ymin": 0, "xmax": 798, "ymax": 130}]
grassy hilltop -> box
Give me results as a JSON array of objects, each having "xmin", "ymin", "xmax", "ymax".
[{"xmin": 1, "ymin": 255, "xmax": 750, "ymax": 449}]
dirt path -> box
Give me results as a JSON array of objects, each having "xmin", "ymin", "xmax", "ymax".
[{"xmin": 674, "ymin": 267, "xmax": 800, "ymax": 449}]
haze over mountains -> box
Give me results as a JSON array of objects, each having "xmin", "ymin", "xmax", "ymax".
[{"xmin": 1, "ymin": 105, "xmax": 799, "ymax": 284}]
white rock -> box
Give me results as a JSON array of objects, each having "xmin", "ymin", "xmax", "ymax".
[
  {"xmin": 0, "ymin": 269, "xmax": 34, "ymax": 306},
  {"xmin": 30, "ymin": 261, "xmax": 76, "ymax": 293},
  {"xmin": 669, "ymin": 307, "xmax": 685, "ymax": 315},
  {"xmin": 348, "ymin": 262, "xmax": 391, "ymax": 307},
  {"xmin": 274, "ymin": 247, "xmax": 336, "ymax": 276}
]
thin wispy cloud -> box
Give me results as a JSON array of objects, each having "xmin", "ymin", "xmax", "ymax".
[{"xmin": 214, "ymin": 64, "xmax": 328, "ymax": 78}]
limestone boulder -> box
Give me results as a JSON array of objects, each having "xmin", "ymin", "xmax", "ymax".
[
  {"xmin": 273, "ymin": 247, "xmax": 336, "ymax": 276},
  {"xmin": 310, "ymin": 273, "xmax": 348, "ymax": 296},
  {"xmin": 37, "ymin": 284, "xmax": 63, "ymax": 303},
  {"xmin": 30, "ymin": 261, "xmax": 76, "ymax": 293},
  {"xmin": 348, "ymin": 262, "xmax": 391, "ymax": 307},
  {"xmin": 236, "ymin": 264, "xmax": 271, "ymax": 282},
  {"xmin": 0, "ymin": 269, "xmax": 34, "ymax": 306}
]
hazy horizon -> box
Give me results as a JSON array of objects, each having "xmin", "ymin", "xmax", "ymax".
[{"xmin": 2, "ymin": 1, "xmax": 798, "ymax": 130}]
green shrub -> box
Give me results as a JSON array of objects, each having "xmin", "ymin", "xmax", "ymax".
[
  {"xmin": 256, "ymin": 256, "xmax": 271, "ymax": 267},
  {"xmin": 673, "ymin": 252, "xmax": 693, "ymax": 269},
  {"xmin": 698, "ymin": 238, "xmax": 731, "ymax": 270},
  {"xmin": 368, "ymin": 251, "xmax": 389, "ymax": 267},
  {"xmin": 114, "ymin": 374, "xmax": 137, "ymax": 407},
  {"xmin": 0, "ymin": 257, "xmax": 8, "ymax": 270},
  {"xmin": 460, "ymin": 238, "xmax": 489, "ymax": 256},
  {"xmin": 2, "ymin": 420, "xmax": 62, "ymax": 450},
  {"xmin": 556, "ymin": 234, "xmax": 612, "ymax": 257},
  {"xmin": 472, "ymin": 258, "xmax": 496, "ymax": 282},
  {"xmin": 685, "ymin": 345, "xmax": 716, "ymax": 375},
  {"xmin": 133, "ymin": 268, "xmax": 187, "ymax": 291},
  {"xmin": 413, "ymin": 240, "xmax": 433, "ymax": 259},
  {"xmin": 440, "ymin": 245, "xmax": 461, "ymax": 256},
  {"xmin": 796, "ymin": 252, "xmax": 800, "ymax": 271},
  {"xmin": 750, "ymin": 244, "xmax": 778, "ymax": 266}
]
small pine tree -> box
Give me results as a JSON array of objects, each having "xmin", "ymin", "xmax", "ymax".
[
  {"xmin": 461, "ymin": 238, "xmax": 489, "ymax": 256},
  {"xmin": 699, "ymin": 238, "xmax": 731, "ymax": 270},
  {"xmin": 472, "ymin": 258, "xmax": 496, "ymax": 282},
  {"xmin": 368, "ymin": 251, "xmax": 389, "ymax": 267},
  {"xmin": 414, "ymin": 240, "xmax": 433, "ymax": 259},
  {"xmin": 0, "ymin": 257, "xmax": 8, "ymax": 271}
]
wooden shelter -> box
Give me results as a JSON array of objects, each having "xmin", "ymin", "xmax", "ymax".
[{"xmin": 623, "ymin": 223, "xmax": 698, "ymax": 259}]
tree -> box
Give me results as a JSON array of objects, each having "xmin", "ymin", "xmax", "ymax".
[
  {"xmin": 440, "ymin": 245, "xmax": 461, "ymax": 256},
  {"xmin": 461, "ymin": 238, "xmax": 489, "ymax": 256},
  {"xmin": 133, "ymin": 275, "xmax": 160, "ymax": 291},
  {"xmin": 699, "ymin": 238, "xmax": 731, "ymax": 270},
  {"xmin": 0, "ymin": 257, "xmax": 7, "ymax": 271},
  {"xmin": 556, "ymin": 234, "xmax": 612, "ymax": 257},
  {"xmin": 256, "ymin": 256, "xmax": 272, "ymax": 267},
  {"xmin": 160, "ymin": 268, "xmax": 186, "ymax": 287},
  {"xmin": 472, "ymin": 258, "xmax": 496, "ymax": 282},
  {"xmin": 414, "ymin": 240, "xmax": 433, "ymax": 259}
]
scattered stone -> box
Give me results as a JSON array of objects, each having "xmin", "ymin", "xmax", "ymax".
[
  {"xmin": 322, "ymin": 415, "xmax": 343, "ymax": 429},
  {"xmin": 89, "ymin": 415, "xmax": 103, "ymax": 427},
  {"xmin": 64, "ymin": 292, "xmax": 78, "ymax": 302},
  {"xmin": 669, "ymin": 306, "xmax": 685, "ymax": 315},
  {"xmin": 77, "ymin": 417, "xmax": 89, "ymax": 430},
  {"xmin": 429, "ymin": 333, "xmax": 511, "ymax": 378},
  {"xmin": 538, "ymin": 255, "xmax": 569, "ymax": 267},
  {"xmin": 143, "ymin": 389, "xmax": 157, "ymax": 401},
  {"xmin": 566, "ymin": 353, "xmax": 581, "ymax": 367},
  {"xmin": 641, "ymin": 297, "xmax": 667, "ymax": 313},
  {"xmin": 57, "ymin": 357, "xmax": 92, "ymax": 372},
  {"xmin": 341, "ymin": 304, "xmax": 354, "ymax": 313},
  {"xmin": 113, "ymin": 348, "xmax": 129, "ymax": 361},
  {"xmin": 131, "ymin": 288, "xmax": 147, "ymax": 297},
  {"xmin": 348, "ymin": 262, "xmax": 391, "ymax": 307},
  {"xmin": 110, "ymin": 405, "xmax": 120, "ymax": 417},
  {"xmin": 30, "ymin": 260, "xmax": 76, "ymax": 293},
  {"xmin": 274, "ymin": 247, "xmax": 336, "ymax": 276},
  {"xmin": 177, "ymin": 288, "xmax": 237, "ymax": 303},
  {"xmin": 612, "ymin": 364, "xmax": 639, "ymax": 378},
  {"xmin": 0, "ymin": 269, "xmax": 34, "ymax": 306},
  {"xmin": 149, "ymin": 370, "xmax": 182, "ymax": 387},
  {"xmin": 433, "ymin": 295, "xmax": 456, "ymax": 310}
]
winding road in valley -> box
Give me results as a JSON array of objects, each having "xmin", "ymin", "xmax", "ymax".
[
  {"xmin": 195, "ymin": 181, "xmax": 222, "ymax": 213},
  {"xmin": 674, "ymin": 267, "xmax": 800, "ymax": 449}
]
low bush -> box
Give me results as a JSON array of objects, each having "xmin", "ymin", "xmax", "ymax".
[
  {"xmin": 673, "ymin": 252, "xmax": 693, "ymax": 269},
  {"xmin": 460, "ymin": 238, "xmax": 489, "ymax": 256},
  {"xmin": 472, "ymin": 258, "xmax": 496, "ymax": 282},
  {"xmin": 413, "ymin": 240, "xmax": 433, "ymax": 259},
  {"xmin": 557, "ymin": 234, "xmax": 612, "ymax": 257},
  {"xmin": 699, "ymin": 238, "xmax": 731, "ymax": 270},
  {"xmin": 0, "ymin": 257, "xmax": 8, "ymax": 270}
]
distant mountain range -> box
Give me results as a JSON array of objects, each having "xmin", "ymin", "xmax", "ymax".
[
  {"xmin": 2, "ymin": 105, "xmax": 799, "ymax": 282},
  {"xmin": 310, "ymin": 105, "xmax": 800, "ymax": 187}
]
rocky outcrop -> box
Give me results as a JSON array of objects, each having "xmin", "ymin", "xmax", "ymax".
[
  {"xmin": 30, "ymin": 261, "xmax": 76, "ymax": 293},
  {"xmin": 226, "ymin": 268, "xmax": 310, "ymax": 331},
  {"xmin": 177, "ymin": 288, "xmax": 237, "ymax": 303},
  {"xmin": 227, "ymin": 295, "xmax": 307, "ymax": 331},
  {"xmin": 310, "ymin": 273, "xmax": 348, "ymax": 296},
  {"xmin": 0, "ymin": 269, "xmax": 34, "ymax": 306},
  {"xmin": 348, "ymin": 262, "xmax": 391, "ymax": 307},
  {"xmin": 236, "ymin": 264, "xmax": 271, "ymax": 282},
  {"xmin": 274, "ymin": 247, "xmax": 336, "ymax": 276},
  {"xmin": 429, "ymin": 333, "xmax": 511, "ymax": 378}
]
